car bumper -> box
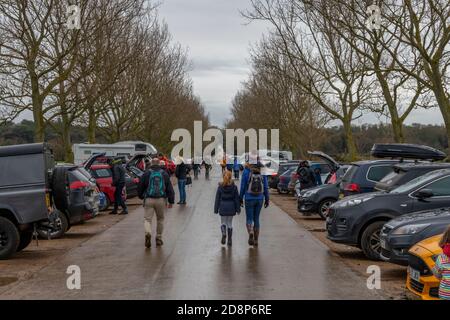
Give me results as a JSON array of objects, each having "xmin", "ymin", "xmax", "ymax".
[
  {"xmin": 297, "ymin": 199, "xmax": 318, "ymax": 213},
  {"xmin": 326, "ymin": 209, "xmax": 359, "ymax": 246},
  {"xmin": 379, "ymin": 235, "xmax": 413, "ymax": 266},
  {"xmin": 406, "ymin": 274, "xmax": 440, "ymax": 300}
]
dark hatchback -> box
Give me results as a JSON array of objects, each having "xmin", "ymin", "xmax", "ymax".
[
  {"xmin": 327, "ymin": 169, "xmax": 450, "ymax": 260},
  {"xmin": 297, "ymin": 165, "xmax": 349, "ymax": 219},
  {"xmin": 380, "ymin": 208, "xmax": 450, "ymax": 266},
  {"xmin": 269, "ymin": 160, "xmax": 300, "ymax": 189}
]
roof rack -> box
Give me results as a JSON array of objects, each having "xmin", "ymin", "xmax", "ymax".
[{"xmin": 371, "ymin": 143, "xmax": 446, "ymax": 162}]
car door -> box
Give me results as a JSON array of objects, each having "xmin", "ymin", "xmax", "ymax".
[{"xmin": 411, "ymin": 175, "xmax": 450, "ymax": 212}]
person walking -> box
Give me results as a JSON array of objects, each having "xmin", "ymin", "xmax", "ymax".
[
  {"xmin": 110, "ymin": 157, "xmax": 128, "ymax": 215},
  {"xmin": 214, "ymin": 170, "xmax": 240, "ymax": 246},
  {"xmin": 432, "ymin": 226, "xmax": 450, "ymax": 300},
  {"xmin": 233, "ymin": 156, "xmax": 240, "ymax": 180},
  {"xmin": 193, "ymin": 162, "xmax": 200, "ymax": 180},
  {"xmin": 202, "ymin": 159, "xmax": 211, "ymax": 180},
  {"xmin": 138, "ymin": 158, "xmax": 174, "ymax": 248},
  {"xmin": 175, "ymin": 157, "xmax": 188, "ymax": 204},
  {"xmin": 240, "ymin": 159, "xmax": 269, "ymax": 246}
]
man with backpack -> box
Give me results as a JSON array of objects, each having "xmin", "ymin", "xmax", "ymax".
[
  {"xmin": 240, "ymin": 159, "xmax": 269, "ymax": 247},
  {"xmin": 110, "ymin": 157, "xmax": 128, "ymax": 215},
  {"xmin": 138, "ymin": 158, "xmax": 175, "ymax": 248}
]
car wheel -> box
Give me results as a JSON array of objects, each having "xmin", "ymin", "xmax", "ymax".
[
  {"xmin": 317, "ymin": 199, "xmax": 335, "ymax": 220},
  {"xmin": 16, "ymin": 231, "xmax": 33, "ymax": 252},
  {"xmin": 37, "ymin": 211, "xmax": 69, "ymax": 239},
  {"xmin": 52, "ymin": 167, "xmax": 69, "ymax": 212},
  {"xmin": 361, "ymin": 221, "xmax": 385, "ymax": 260},
  {"xmin": 0, "ymin": 217, "xmax": 20, "ymax": 260}
]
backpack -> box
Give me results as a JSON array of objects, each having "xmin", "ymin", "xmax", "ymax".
[
  {"xmin": 247, "ymin": 171, "xmax": 263, "ymax": 195},
  {"xmin": 146, "ymin": 169, "xmax": 166, "ymax": 198}
]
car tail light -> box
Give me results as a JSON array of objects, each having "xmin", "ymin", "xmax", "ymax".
[
  {"xmin": 345, "ymin": 183, "xmax": 360, "ymax": 193},
  {"xmin": 70, "ymin": 181, "xmax": 90, "ymax": 190},
  {"xmin": 133, "ymin": 178, "xmax": 139, "ymax": 184}
]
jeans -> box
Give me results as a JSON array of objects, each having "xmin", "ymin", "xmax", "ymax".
[
  {"xmin": 233, "ymin": 170, "xmax": 239, "ymax": 179},
  {"xmin": 114, "ymin": 184, "xmax": 127, "ymax": 212},
  {"xmin": 245, "ymin": 199, "xmax": 263, "ymax": 228},
  {"xmin": 178, "ymin": 179, "xmax": 186, "ymax": 203}
]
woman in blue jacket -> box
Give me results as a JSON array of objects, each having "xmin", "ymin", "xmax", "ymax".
[
  {"xmin": 240, "ymin": 162, "xmax": 269, "ymax": 246},
  {"xmin": 214, "ymin": 170, "xmax": 241, "ymax": 246}
]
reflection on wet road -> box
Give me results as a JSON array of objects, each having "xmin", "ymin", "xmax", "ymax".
[{"xmin": 0, "ymin": 168, "xmax": 380, "ymax": 299}]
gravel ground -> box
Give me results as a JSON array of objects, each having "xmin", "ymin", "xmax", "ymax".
[
  {"xmin": 0, "ymin": 200, "xmax": 142, "ymax": 294},
  {"xmin": 270, "ymin": 191, "xmax": 409, "ymax": 300}
]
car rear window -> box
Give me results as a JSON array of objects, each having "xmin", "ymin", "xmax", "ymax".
[
  {"xmin": 341, "ymin": 164, "xmax": 359, "ymax": 182},
  {"xmin": 69, "ymin": 169, "xmax": 91, "ymax": 183},
  {"xmin": 367, "ymin": 165, "xmax": 395, "ymax": 182},
  {"xmin": 93, "ymin": 168, "xmax": 112, "ymax": 178}
]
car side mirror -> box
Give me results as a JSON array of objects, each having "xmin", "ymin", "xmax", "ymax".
[{"xmin": 415, "ymin": 189, "xmax": 434, "ymax": 200}]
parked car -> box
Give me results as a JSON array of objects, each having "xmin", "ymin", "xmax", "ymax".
[
  {"xmin": 406, "ymin": 234, "xmax": 442, "ymax": 300},
  {"xmin": 269, "ymin": 160, "xmax": 300, "ymax": 189},
  {"xmin": 84, "ymin": 153, "xmax": 139, "ymax": 203},
  {"xmin": 379, "ymin": 207, "xmax": 450, "ymax": 266},
  {"xmin": 0, "ymin": 143, "xmax": 55, "ymax": 259},
  {"xmin": 297, "ymin": 165, "xmax": 349, "ymax": 219},
  {"xmin": 38, "ymin": 164, "xmax": 100, "ymax": 239},
  {"xmin": 277, "ymin": 168, "xmax": 296, "ymax": 194},
  {"xmin": 375, "ymin": 162, "xmax": 450, "ymax": 192},
  {"xmin": 339, "ymin": 159, "xmax": 401, "ymax": 197},
  {"xmin": 327, "ymin": 168, "xmax": 450, "ymax": 260}
]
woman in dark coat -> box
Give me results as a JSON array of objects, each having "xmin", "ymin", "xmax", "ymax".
[{"xmin": 214, "ymin": 170, "xmax": 241, "ymax": 246}]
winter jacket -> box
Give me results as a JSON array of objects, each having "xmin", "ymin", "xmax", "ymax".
[
  {"xmin": 112, "ymin": 164, "xmax": 126, "ymax": 186},
  {"xmin": 138, "ymin": 165, "xmax": 175, "ymax": 204},
  {"xmin": 175, "ymin": 163, "xmax": 188, "ymax": 180},
  {"xmin": 239, "ymin": 167, "xmax": 269, "ymax": 202},
  {"xmin": 214, "ymin": 182, "xmax": 241, "ymax": 216},
  {"xmin": 297, "ymin": 166, "xmax": 316, "ymax": 190}
]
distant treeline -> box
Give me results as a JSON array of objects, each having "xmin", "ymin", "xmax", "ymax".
[{"xmin": 1, "ymin": 120, "xmax": 447, "ymax": 162}]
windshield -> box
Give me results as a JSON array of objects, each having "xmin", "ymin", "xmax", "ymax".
[{"xmin": 390, "ymin": 171, "xmax": 442, "ymax": 194}]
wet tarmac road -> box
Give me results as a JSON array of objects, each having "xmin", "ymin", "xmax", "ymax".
[{"xmin": 0, "ymin": 168, "xmax": 381, "ymax": 299}]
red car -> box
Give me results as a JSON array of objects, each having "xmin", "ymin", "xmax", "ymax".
[{"xmin": 83, "ymin": 154, "xmax": 139, "ymax": 210}]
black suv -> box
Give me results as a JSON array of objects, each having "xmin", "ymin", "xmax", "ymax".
[
  {"xmin": 380, "ymin": 208, "xmax": 450, "ymax": 266},
  {"xmin": 327, "ymin": 169, "xmax": 450, "ymax": 260},
  {"xmin": 375, "ymin": 162, "xmax": 450, "ymax": 192}
]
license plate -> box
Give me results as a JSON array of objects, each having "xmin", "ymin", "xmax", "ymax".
[
  {"xmin": 339, "ymin": 193, "xmax": 344, "ymax": 199},
  {"xmin": 380, "ymin": 239, "xmax": 387, "ymax": 249},
  {"xmin": 408, "ymin": 267, "xmax": 421, "ymax": 282}
]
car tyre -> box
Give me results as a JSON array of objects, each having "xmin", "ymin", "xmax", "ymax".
[
  {"xmin": 317, "ymin": 199, "xmax": 336, "ymax": 220},
  {"xmin": 0, "ymin": 217, "xmax": 20, "ymax": 260},
  {"xmin": 52, "ymin": 167, "xmax": 69, "ymax": 212},
  {"xmin": 37, "ymin": 211, "xmax": 69, "ymax": 239},
  {"xmin": 16, "ymin": 231, "xmax": 33, "ymax": 252},
  {"xmin": 361, "ymin": 221, "xmax": 385, "ymax": 260}
]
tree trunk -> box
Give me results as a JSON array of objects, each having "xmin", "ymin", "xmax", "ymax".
[
  {"xmin": 88, "ymin": 106, "xmax": 96, "ymax": 144},
  {"xmin": 343, "ymin": 120, "xmax": 358, "ymax": 161},
  {"xmin": 30, "ymin": 71, "xmax": 45, "ymax": 142}
]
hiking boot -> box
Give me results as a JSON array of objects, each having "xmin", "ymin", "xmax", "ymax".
[
  {"xmin": 221, "ymin": 225, "xmax": 227, "ymax": 245},
  {"xmin": 109, "ymin": 210, "xmax": 118, "ymax": 215},
  {"xmin": 247, "ymin": 224, "xmax": 254, "ymax": 246},
  {"xmin": 145, "ymin": 234, "xmax": 151, "ymax": 248},
  {"xmin": 227, "ymin": 228, "xmax": 233, "ymax": 246},
  {"xmin": 118, "ymin": 210, "xmax": 128, "ymax": 215},
  {"xmin": 254, "ymin": 227, "xmax": 260, "ymax": 246},
  {"xmin": 156, "ymin": 238, "xmax": 164, "ymax": 247}
]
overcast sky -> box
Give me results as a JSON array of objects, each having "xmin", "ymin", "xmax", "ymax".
[{"xmin": 159, "ymin": 0, "xmax": 444, "ymax": 128}]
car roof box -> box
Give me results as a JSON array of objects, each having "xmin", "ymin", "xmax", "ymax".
[{"xmin": 371, "ymin": 143, "xmax": 446, "ymax": 161}]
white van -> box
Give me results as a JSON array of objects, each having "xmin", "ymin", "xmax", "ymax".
[{"xmin": 72, "ymin": 141, "xmax": 157, "ymax": 165}]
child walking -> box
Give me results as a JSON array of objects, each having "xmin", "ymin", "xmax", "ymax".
[
  {"xmin": 214, "ymin": 170, "xmax": 240, "ymax": 246},
  {"xmin": 432, "ymin": 226, "xmax": 450, "ymax": 300}
]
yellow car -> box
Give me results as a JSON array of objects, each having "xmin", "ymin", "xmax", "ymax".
[{"xmin": 406, "ymin": 234, "xmax": 443, "ymax": 300}]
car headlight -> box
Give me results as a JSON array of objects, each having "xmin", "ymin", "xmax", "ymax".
[
  {"xmin": 392, "ymin": 223, "xmax": 430, "ymax": 235},
  {"xmin": 302, "ymin": 189, "xmax": 318, "ymax": 197},
  {"xmin": 334, "ymin": 196, "xmax": 374, "ymax": 208}
]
